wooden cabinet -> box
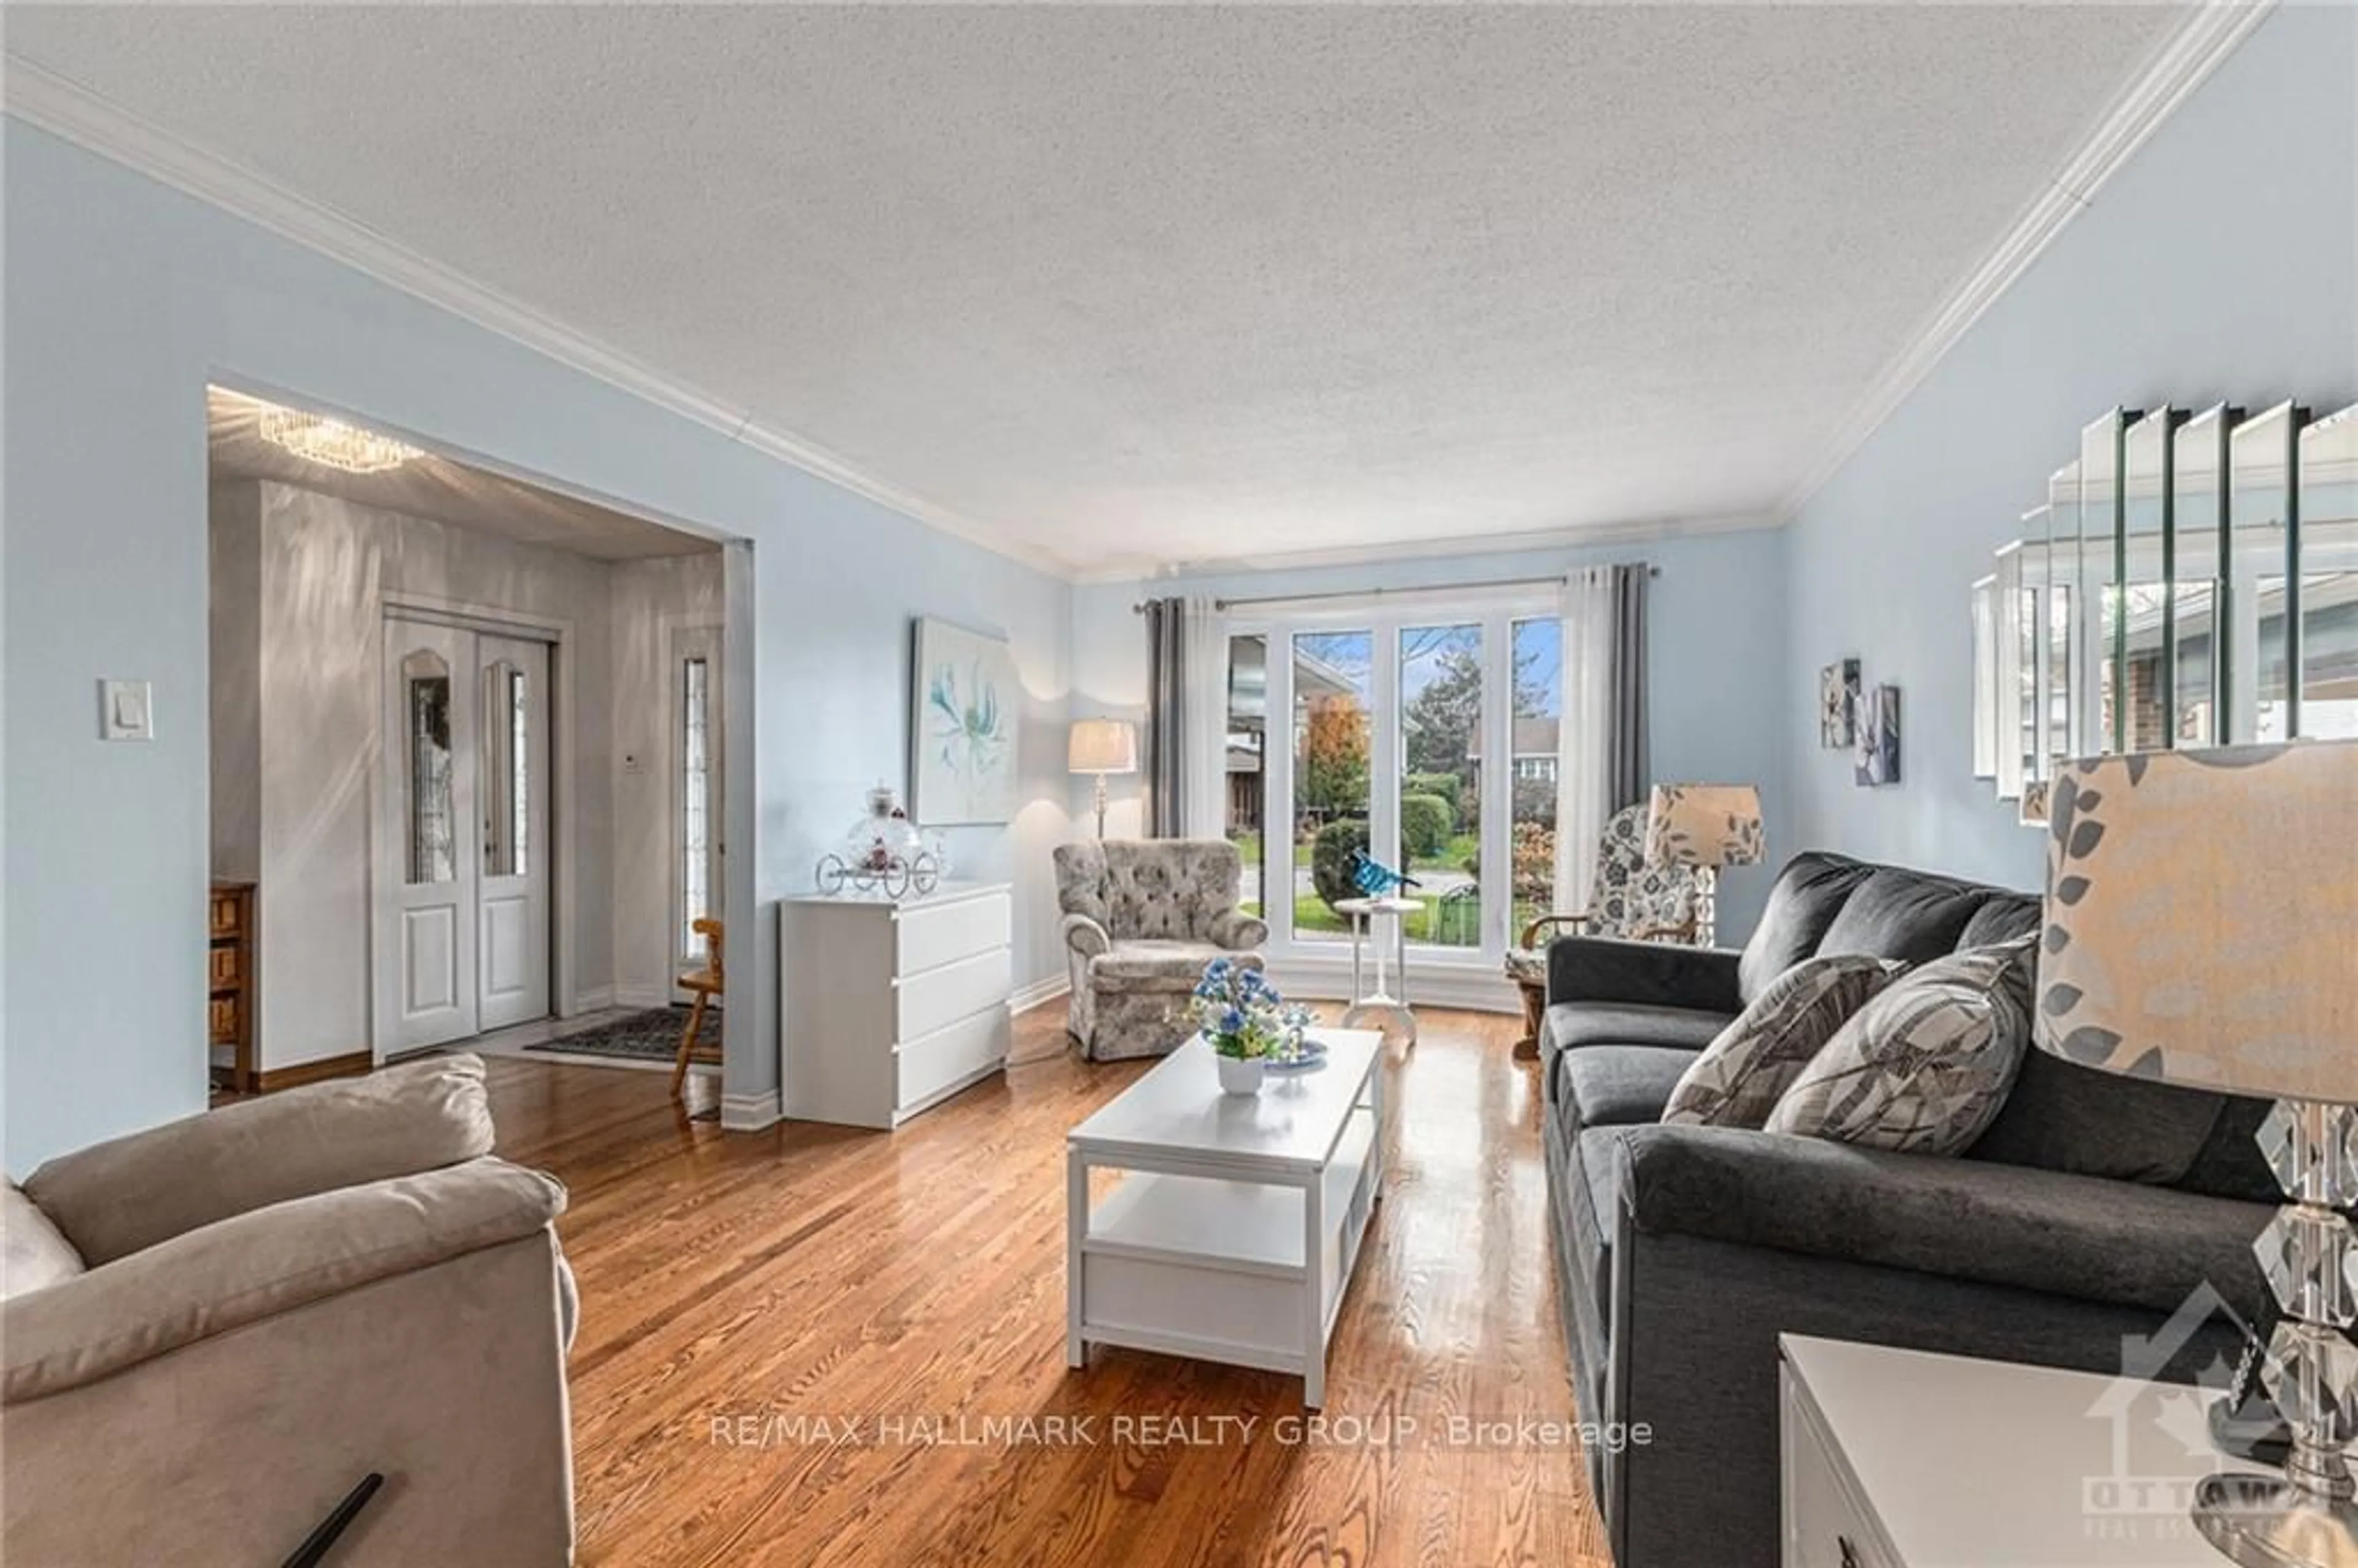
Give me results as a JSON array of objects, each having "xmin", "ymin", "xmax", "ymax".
[
  {"xmin": 781, "ymin": 884, "xmax": 1013, "ymax": 1129},
  {"xmin": 209, "ymin": 882, "xmax": 257, "ymax": 1092}
]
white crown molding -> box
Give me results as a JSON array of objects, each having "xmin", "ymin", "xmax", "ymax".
[
  {"xmin": 1774, "ymin": 0, "xmax": 2277, "ymax": 524},
  {"xmin": 1078, "ymin": 508, "xmax": 1780, "ymax": 586},
  {"xmin": 1, "ymin": 57, "xmax": 1084, "ymax": 582}
]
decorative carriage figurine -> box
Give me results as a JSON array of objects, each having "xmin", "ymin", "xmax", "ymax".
[{"xmin": 815, "ymin": 785, "xmax": 947, "ymax": 899}]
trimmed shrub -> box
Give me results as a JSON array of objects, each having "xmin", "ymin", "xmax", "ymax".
[
  {"xmin": 1399, "ymin": 793, "xmax": 1454, "ymax": 859},
  {"xmin": 1311, "ymin": 819, "xmax": 1370, "ymax": 910}
]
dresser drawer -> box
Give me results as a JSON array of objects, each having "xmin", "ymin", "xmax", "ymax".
[
  {"xmin": 1783, "ymin": 1364, "xmax": 1897, "ymax": 1568},
  {"xmin": 209, "ymin": 944, "xmax": 242, "ymax": 989},
  {"xmin": 897, "ymin": 1006, "xmax": 1010, "ymax": 1113},
  {"xmin": 210, "ymin": 891, "xmax": 245, "ymax": 938},
  {"xmin": 897, "ymin": 892, "xmax": 1011, "ymax": 975},
  {"xmin": 896, "ymin": 946, "xmax": 1012, "ymax": 1041},
  {"xmin": 209, "ymin": 995, "xmax": 243, "ymax": 1045}
]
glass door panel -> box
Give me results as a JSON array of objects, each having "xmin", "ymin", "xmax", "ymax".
[
  {"xmin": 1224, "ymin": 634, "xmax": 1269, "ymax": 922},
  {"xmin": 1398, "ymin": 624, "xmax": 1482, "ymax": 949},
  {"xmin": 2298, "ymin": 406, "xmax": 2358, "ymax": 739},
  {"xmin": 1292, "ymin": 631, "xmax": 1372, "ymax": 945},
  {"xmin": 402, "ymin": 650, "xmax": 457, "ymax": 885},
  {"xmin": 680, "ymin": 654, "xmax": 714, "ymax": 958},
  {"xmin": 1509, "ymin": 618, "xmax": 1563, "ymax": 941}
]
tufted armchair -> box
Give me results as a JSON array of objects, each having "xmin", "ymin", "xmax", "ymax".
[{"xmin": 1053, "ymin": 839, "xmax": 1269, "ymax": 1061}]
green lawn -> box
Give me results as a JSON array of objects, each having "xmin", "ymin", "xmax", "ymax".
[{"xmin": 1239, "ymin": 893, "xmax": 1481, "ymax": 947}]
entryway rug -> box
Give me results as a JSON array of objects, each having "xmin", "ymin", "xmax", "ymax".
[{"xmin": 524, "ymin": 1007, "xmax": 706, "ymax": 1063}]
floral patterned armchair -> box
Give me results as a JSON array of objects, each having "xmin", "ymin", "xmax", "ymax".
[
  {"xmin": 1503, "ymin": 802, "xmax": 1700, "ymax": 1059},
  {"xmin": 1053, "ymin": 839, "xmax": 1269, "ymax": 1062}
]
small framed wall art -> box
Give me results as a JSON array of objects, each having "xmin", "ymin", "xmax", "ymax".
[{"xmin": 1819, "ymin": 658, "xmax": 1861, "ymax": 748}]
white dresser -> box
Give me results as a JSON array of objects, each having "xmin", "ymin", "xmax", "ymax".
[
  {"xmin": 780, "ymin": 882, "xmax": 1014, "ymax": 1129},
  {"xmin": 1781, "ymin": 1333, "xmax": 2247, "ymax": 1567}
]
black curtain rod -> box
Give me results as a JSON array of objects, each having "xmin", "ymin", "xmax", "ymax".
[{"xmin": 1130, "ymin": 565, "xmax": 1660, "ymax": 614}]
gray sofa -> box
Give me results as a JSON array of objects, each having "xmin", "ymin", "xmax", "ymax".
[
  {"xmin": 1054, "ymin": 838, "xmax": 1269, "ymax": 1060},
  {"xmin": 1544, "ymin": 850, "xmax": 2277, "ymax": 1566}
]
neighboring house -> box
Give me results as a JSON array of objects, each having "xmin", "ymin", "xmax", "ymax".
[{"xmin": 1468, "ymin": 716, "xmax": 1562, "ymax": 783}]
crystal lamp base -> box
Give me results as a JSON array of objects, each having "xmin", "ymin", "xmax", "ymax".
[{"xmin": 2196, "ymin": 1472, "xmax": 2358, "ymax": 1567}]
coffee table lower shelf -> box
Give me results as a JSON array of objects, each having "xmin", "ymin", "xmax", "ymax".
[{"xmin": 1067, "ymin": 1100, "xmax": 1381, "ymax": 1408}]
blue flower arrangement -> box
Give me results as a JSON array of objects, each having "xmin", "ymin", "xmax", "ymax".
[{"xmin": 1183, "ymin": 957, "xmax": 1313, "ymax": 1062}]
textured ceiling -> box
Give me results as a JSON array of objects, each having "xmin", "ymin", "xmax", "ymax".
[
  {"xmin": 14, "ymin": 6, "xmax": 2191, "ymax": 575},
  {"xmin": 209, "ymin": 388, "xmax": 716, "ymax": 561}
]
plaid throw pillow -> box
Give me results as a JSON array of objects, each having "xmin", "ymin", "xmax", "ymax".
[
  {"xmin": 1765, "ymin": 936, "xmax": 2038, "ymax": 1155},
  {"xmin": 1662, "ymin": 955, "xmax": 1907, "ymax": 1129}
]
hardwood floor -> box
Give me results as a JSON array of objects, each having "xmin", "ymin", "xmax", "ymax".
[{"xmin": 487, "ymin": 1004, "xmax": 1609, "ymax": 1567}]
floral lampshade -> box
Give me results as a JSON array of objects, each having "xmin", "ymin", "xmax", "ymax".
[
  {"xmin": 2035, "ymin": 743, "xmax": 2358, "ymax": 1098},
  {"xmin": 1644, "ymin": 784, "xmax": 1766, "ymax": 871}
]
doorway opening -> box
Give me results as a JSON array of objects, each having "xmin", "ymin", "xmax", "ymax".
[{"xmin": 205, "ymin": 384, "xmax": 745, "ymax": 1097}]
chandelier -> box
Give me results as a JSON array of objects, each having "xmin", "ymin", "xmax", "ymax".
[{"xmin": 257, "ymin": 408, "xmax": 423, "ymax": 475}]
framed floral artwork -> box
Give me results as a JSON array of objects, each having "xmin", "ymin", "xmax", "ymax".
[{"xmin": 911, "ymin": 617, "xmax": 1020, "ymax": 824}]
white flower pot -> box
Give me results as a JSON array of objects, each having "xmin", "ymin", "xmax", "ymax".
[{"xmin": 1215, "ymin": 1054, "xmax": 1266, "ymax": 1096}]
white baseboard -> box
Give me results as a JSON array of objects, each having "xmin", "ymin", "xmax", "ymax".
[
  {"xmin": 570, "ymin": 985, "xmax": 616, "ymax": 1014},
  {"xmin": 720, "ymin": 1088, "xmax": 782, "ymax": 1131},
  {"xmin": 613, "ymin": 984, "xmax": 674, "ymax": 1010},
  {"xmin": 1257, "ymin": 955, "xmax": 1522, "ymax": 1017},
  {"xmin": 1009, "ymin": 974, "xmax": 1071, "ymax": 1015}
]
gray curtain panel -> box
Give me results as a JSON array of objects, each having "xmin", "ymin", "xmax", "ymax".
[
  {"xmin": 1609, "ymin": 565, "xmax": 1651, "ymax": 812},
  {"xmin": 1142, "ymin": 596, "xmax": 1185, "ymax": 837}
]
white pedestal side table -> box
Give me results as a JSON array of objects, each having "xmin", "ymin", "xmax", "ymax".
[{"xmin": 1333, "ymin": 895, "xmax": 1422, "ymax": 1048}]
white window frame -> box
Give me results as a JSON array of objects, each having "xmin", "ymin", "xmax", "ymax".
[{"xmin": 1210, "ymin": 586, "xmax": 1560, "ymax": 987}]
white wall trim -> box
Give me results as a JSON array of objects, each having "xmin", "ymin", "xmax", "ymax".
[
  {"xmin": 0, "ymin": 58, "xmax": 1081, "ymax": 584},
  {"xmin": 571, "ymin": 985, "xmax": 616, "ymax": 1014},
  {"xmin": 1775, "ymin": 0, "xmax": 2277, "ymax": 523},
  {"xmin": 1082, "ymin": 510, "xmax": 1778, "ymax": 587},
  {"xmin": 1010, "ymin": 974, "xmax": 1071, "ymax": 1014},
  {"xmin": 720, "ymin": 1087, "xmax": 782, "ymax": 1132},
  {"xmin": 613, "ymin": 984, "xmax": 674, "ymax": 1011},
  {"xmin": 1261, "ymin": 955, "xmax": 1522, "ymax": 1017}
]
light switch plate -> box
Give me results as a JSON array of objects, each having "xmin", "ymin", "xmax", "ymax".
[{"xmin": 100, "ymin": 679, "xmax": 154, "ymax": 741}]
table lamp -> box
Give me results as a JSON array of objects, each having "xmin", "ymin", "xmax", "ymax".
[
  {"xmin": 1643, "ymin": 783, "xmax": 1764, "ymax": 947},
  {"xmin": 2036, "ymin": 742, "xmax": 2358, "ymax": 1566},
  {"xmin": 1067, "ymin": 719, "xmax": 1137, "ymax": 839}
]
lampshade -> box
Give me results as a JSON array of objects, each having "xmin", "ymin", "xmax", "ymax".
[
  {"xmin": 1644, "ymin": 783, "xmax": 1765, "ymax": 870},
  {"xmin": 1067, "ymin": 719, "xmax": 1137, "ymax": 775},
  {"xmin": 2034, "ymin": 742, "xmax": 2358, "ymax": 1101}
]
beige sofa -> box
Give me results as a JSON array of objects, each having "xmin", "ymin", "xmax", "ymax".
[{"xmin": 1, "ymin": 1054, "xmax": 577, "ymax": 1567}]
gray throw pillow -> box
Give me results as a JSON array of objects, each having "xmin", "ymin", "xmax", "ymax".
[
  {"xmin": 1662, "ymin": 955, "xmax": 1907, "ymax": 1128},
  {"xmin": 1765, "ymin": 936, "xmax": 2037, "ymax": 1155}
]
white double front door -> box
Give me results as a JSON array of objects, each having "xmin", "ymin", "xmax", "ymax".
[{"xmin": 380, "ymin": 618, "xmax": 552, "ymax": 1055}]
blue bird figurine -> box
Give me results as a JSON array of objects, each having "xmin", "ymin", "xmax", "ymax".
[{"xmin": 1347, "ymin": 848, "xmax": 1422, "ymax": 897}]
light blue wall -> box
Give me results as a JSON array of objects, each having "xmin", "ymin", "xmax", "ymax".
[
  {"xmin": 1784, "ymin": 3, "xmax": 2358, "ymax": 891},
  {"xmin": 2, "ymin": 121, "xmax": 1076, "ymax": 1170},
  {"xmin": 1072, "ymin": 526, "xmax": 1792, "ymax": 942}
]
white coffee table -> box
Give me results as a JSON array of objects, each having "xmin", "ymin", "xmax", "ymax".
[{"xmin": 1065, "ymin": 1030, "xmax": 1385, "ymax": 1408}]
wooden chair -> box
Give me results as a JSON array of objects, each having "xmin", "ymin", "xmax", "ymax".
[
  {"xmin": 1506, "ymin": 803, "xmax": 1701, "ymax": 1062},
  {"xmin": 670, "ymin": 917, "xmax": 725, "ymax": 1100}
]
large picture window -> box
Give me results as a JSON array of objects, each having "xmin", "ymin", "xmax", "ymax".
[{"xmin": 1218, "ymin": 588, "xmax": 1561, "ymax": 977}]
